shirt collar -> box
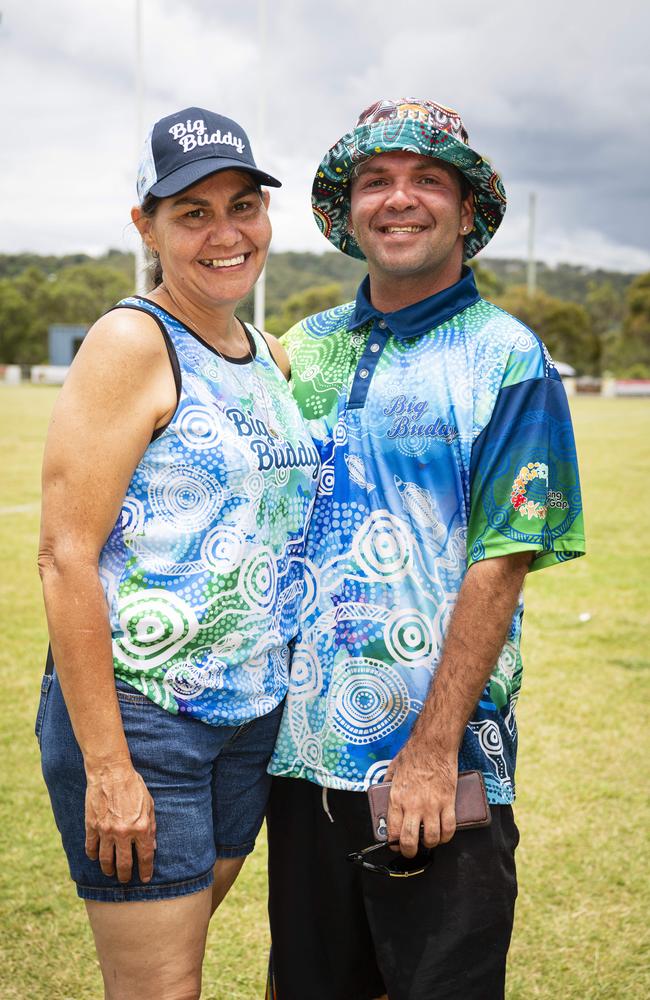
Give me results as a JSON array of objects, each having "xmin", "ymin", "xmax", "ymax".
[{"xmin": 349, "ymin": 265, "xmax": 480, "ymax": 338}]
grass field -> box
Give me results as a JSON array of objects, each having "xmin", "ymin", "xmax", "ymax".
[{"xmin": 0, "ymin": 386, "xmax": 648, "ymax": 999}]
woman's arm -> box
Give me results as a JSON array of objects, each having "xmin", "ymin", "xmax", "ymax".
[{"xmin": 38, "ymin": 307, "xmax": 177, "ymax": 883}]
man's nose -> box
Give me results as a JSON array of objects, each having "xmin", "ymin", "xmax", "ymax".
[{"xmin": 384, "ymin": 182, "xmax": 417, "ymax": 211}]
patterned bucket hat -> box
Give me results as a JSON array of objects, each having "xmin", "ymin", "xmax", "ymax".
[{"xmin": 311, "ymin": 98, "xmax": 506, "ymax": 260}]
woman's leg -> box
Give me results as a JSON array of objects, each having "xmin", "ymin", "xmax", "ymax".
[{"xmin": 86, "ymin": 889, "xmax": 212, "ymax": 1000}]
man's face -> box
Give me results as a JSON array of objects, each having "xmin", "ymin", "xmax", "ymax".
[{"xmin": 348, "ymin": 152, "xmax": 473, "ymax": 291}]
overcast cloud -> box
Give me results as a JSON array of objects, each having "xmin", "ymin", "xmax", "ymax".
[{"xmin": 1, "ymin": 0, "xmax": 649, "ymax": 271}]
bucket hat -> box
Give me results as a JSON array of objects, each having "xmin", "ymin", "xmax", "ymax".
[
  {"xmin": 137, "ymin": 106, "xmax": 281, "ymax": 202},
  {"xmin": 311, "ymin": 98, "xmax": 505, "ymax": 260}
]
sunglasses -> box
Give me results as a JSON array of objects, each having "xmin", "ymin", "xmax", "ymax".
[{"xmin": 347, "ymin": 840, "xmax": 433, "ymax": 878}]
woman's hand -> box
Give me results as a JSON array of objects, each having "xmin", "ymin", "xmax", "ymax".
[{"xmin": 85, "ymin": 759, "xmax": 157, "ymax": 883}]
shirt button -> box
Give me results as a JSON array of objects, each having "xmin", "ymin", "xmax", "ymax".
[
  {"xmin": 370, "ymin": 343, "xmax": 380, "ymax": 353},
  {"xmin": 377, "ymin": 319, "xmax": 387, "ymax": 329},
  {"xmin": 359, "ymin": 368, "xmax": 369, "ymax": 379}
]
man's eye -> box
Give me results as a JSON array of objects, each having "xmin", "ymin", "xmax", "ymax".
[
  {"xmin": 186, "ymin": 208, "xmax": 205, "ymax": 218},
  {"xmin": 233, "ymin": 200, "xmax": 254, "ymax": 212}
]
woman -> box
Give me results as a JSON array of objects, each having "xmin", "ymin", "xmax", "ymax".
[{"xmin": 36, "ymin": 106, "xmax": 320, "ymax": 999}]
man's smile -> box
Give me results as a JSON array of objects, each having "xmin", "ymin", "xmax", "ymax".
[{"xmin": 378, "ymin": 225, "xmax": 427, "ymax": 234}]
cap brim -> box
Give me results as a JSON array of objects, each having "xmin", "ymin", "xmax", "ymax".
[{"xmin": 149, "ymin": 156, "xmax": 282, "ymax": 198}]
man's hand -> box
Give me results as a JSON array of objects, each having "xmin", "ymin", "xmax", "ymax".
[
  {"xmin": 84, "ymin": 761, "xmax": 157, "ymax": 883},
  {"xmin": 384, "ymin": 739, "xmax": 458, "ymax": 858}
]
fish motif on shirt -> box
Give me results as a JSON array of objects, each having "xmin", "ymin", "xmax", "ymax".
[
  {"xmin": 345, "ymin": 454, "xmax": 376, "ymax": 492},
  {"xmin": 394, "ymin": 476, "xmax": 445, "ymax": 540}
]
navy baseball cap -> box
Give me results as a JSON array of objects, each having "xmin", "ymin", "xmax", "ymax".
[{"xmin": 136, "ymin": 106, "xmax": 282, "ymax": 202}]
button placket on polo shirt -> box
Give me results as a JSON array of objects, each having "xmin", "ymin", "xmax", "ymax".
[{"xmin": 347, "ymin": 319, "xmax": 390, "ymax": 410}]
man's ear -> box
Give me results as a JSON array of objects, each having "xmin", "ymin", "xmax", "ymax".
[
  {"xmin": 262, "ymin": 189, "xmax": 271, "ymax": 210},
  {"xmin": 460, "ymin": 188, "xmax": 475, "ymax": 234}
]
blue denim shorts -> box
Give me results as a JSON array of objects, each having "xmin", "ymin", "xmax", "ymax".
[{"xmin": 36, "ymin": 671, "xmax": 283, "ymax": 902}]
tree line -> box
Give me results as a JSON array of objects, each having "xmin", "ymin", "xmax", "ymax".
[{"xmin": 1, "ymin": 250, "xmax": 648, "ymax": 377}]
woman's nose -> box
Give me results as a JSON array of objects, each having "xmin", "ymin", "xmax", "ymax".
[{"xmin": 206, "ymin": 216, "xmax": 241, "ymax": 247}]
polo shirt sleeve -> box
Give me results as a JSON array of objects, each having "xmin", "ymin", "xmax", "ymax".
[{"xmin": 467, "ymin": 347, "xmax": 585, "ymax": 572}]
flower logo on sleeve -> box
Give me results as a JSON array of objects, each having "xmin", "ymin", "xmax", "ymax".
[{"xmin": 510, "ymin": 462, "xmax": 548, "ymax": 520}]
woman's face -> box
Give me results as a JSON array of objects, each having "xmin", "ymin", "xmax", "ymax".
[{"xmin": 135, "ymin": 170, "xmax": 272, "ymax": 309}]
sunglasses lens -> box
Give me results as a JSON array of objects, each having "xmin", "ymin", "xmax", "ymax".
[
  {"xmin": 358, "ymin": 843, "xmax": 433, "ymax": 875},
  {"xmin": 384, "ymin": 847, "xmax": 432, "ymax": 875}
]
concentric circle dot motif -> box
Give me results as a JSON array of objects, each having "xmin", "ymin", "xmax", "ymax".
[
  {"xmin": 328, "ymin": 658, "xmax": 410, "ymax": 746},
  {"xmin": 300, "ymin": 735, "xmax": 323, "ymax": 768},
  {"xmin": 353, "ymin": 511, "xmax": 413, "ymax": 581},
  {"xmin": 120, "ymin": 496, "xmax": 145, "ymax": 537},
  {"xmin": 176, "ymin": 404, "xmax": 222, "ymax": 450},
  {"xmin": 148, "ymin": 464, "xmax": 223, "ymax": 531},
  {"xmin": 289, "ymin": 649, "xmax": 324, "ymax": 700},
  {"xmin": 164, "ymin": 661, "xmax": 208, "ymax": 699},
  {"xmin": 200, "ymin": 525, "xmax": 246, "ymax": 574},
  {"xmin": 115, "ymin": 591, "xmax": 198, "ymax": 670},
  {"xmin": 478, "ymin": 720, "xmax": 504, "ymax": 756},
  {"xmin": 241, "ymin": 548, "xmax": 277, "ymax": 610},
  {"xmin": 384, "ymin": 609, "xmax": 435, "ymax": 664},
  {"xmin": 363, "ymin": 759, "xmax": 392, "ymax": 789}
]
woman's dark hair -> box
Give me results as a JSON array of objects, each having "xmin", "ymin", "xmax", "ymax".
[{"xmin": 140, "ymin": 193, "xmax": 163, "ymax": 289}]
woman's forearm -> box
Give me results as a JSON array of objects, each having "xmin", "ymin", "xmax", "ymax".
[{"xmin": 39, "ymin": 552, "xmax": 131, "ymax": 771}]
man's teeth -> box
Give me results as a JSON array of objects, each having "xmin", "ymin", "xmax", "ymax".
[
  {"xmin": 200, "ymin": 255, "xmax": 246, "ymax": 268},
  {"xmin": 383, "ymin": 226, "xmax": 424, "ymax": 233}
]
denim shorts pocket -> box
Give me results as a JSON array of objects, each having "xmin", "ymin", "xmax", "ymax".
[{"xmin": 35, "ymin": 673, "xmax": 53, "ymax": 747}]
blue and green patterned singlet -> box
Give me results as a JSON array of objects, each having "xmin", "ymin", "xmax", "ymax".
[{"xmin": 98, "ymin": 297, "xmax": 320, "ymax": 725}]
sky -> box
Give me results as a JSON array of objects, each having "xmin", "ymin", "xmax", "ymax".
[{"xmin": 1, "ymin": 0, "xmax": 649, "ymax": 272}]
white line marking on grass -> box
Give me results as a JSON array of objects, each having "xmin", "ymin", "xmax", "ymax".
[{"xmin": 0, "ymin": 503, "xmax": 39, "ymax": 515}]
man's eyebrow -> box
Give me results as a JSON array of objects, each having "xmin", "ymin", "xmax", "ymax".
[{"xmin": 171, "ymin": 185, "xmax": 258, "ymax": 208}]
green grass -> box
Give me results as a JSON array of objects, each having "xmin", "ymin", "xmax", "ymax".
[{"xmin": 0, "ymin": 387, "xmax": 648, "ymax": 999}]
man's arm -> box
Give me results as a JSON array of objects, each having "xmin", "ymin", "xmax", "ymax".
[{"xmin": 385, "ymin": 550, "xmax": 533, "ymax": 857}]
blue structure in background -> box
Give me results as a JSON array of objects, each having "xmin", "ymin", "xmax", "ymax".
[{"xmin": 48, "ymin": 324, "xmax": 88, "ymax": 365}]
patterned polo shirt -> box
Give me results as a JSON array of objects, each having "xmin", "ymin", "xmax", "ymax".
[{"xmin": 268, "ymin": 267, "xmax": 585, "ymax": 803}]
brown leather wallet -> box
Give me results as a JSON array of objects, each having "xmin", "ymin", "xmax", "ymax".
[{"xmin": 367, "ymin": 769, "xmax": 491, "ymax": 842}]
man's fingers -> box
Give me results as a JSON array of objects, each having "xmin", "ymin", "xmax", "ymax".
[
  {"xmin": 439, "ymin": 804, "xmax": 457, "ymax": 844},
  {"xmin": 386, "ymin": 795, "xmax": 404, "ymax": 853},
  {"xmin": 398, "ymin": 813, "xmax": 422, "ymax": 859},
  {"xmin": 421, "ymin": 815, "xmax": 442, "ymax": 850}
]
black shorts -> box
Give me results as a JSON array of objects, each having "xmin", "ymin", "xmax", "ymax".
[{"xmin": 266, "ymin": 776, "xmax": 519, "ymax": 1000}]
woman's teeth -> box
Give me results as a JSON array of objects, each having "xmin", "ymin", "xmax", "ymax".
[{"xmin": 200, "ymin": 255, "xmax": 246, "ymax": 268}]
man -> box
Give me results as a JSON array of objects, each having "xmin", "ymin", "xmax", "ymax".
[{"xmin": 266, "ymin": 98, "xmax": 585, "ymax": 1000}]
